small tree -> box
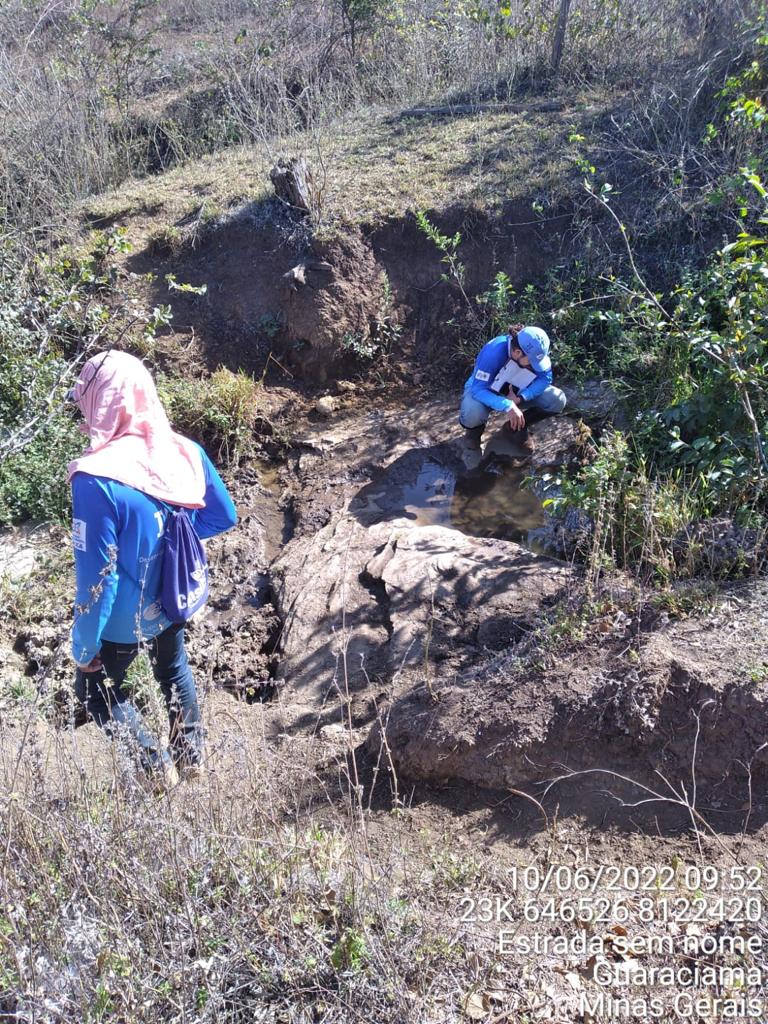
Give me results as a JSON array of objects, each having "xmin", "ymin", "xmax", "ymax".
[
  {"xmin": 338, "ymin": 0, "xmax": 380, "ymax": 58},
  {"xmin": 551, "ymin": 0, "xmax": 572, "ymax": 72}
]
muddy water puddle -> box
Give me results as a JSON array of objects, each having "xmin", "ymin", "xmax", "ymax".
[
  {"xmin": 253, "ymin": 461, "xmax": 294, "ymax": 561},
  {"xmin": 205, "ymin": 460, "xmax": 287, "ymax": 625},
  {"xmin": 351, "ymin": 446, "xmax": 544, "ymax": 545}
]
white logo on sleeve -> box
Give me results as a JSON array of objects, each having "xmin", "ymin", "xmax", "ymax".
[
  {"xmin": 73, "ymin": 519, "xmax": 87, "ymax": 552},
  {"xmin": 475, "ymin": 370, "xmax": 491, "ymax": 382}
]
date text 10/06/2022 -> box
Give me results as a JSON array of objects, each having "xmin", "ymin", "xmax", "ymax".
[{"xmin": 459, "ymin": 863, "xmax": 763, "ymax": 926}]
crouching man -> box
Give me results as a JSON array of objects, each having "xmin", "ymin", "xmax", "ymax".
[{"xmin": 458, "ymin": 324, "xmax": 566, "ymax": 454}]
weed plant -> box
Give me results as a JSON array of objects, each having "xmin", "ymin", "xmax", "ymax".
[
  {"xmin": 0, "ymin": 692, "xmax": 501, "ymax": 1023},
  {"xmin": 0, "ymin": 235, "xmax": 128, "ymax": 524},
  {"xmin": 158, "ymin": 367, "xmax": 262, "ymax": 465}
]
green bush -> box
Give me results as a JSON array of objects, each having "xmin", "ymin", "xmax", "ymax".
[
  {"xmin": 0, "ymin": 231, "xmax": 174, "ymax": 524},
  {"xmin": 551, "ymin": 183, "xmax": 768, "ymax": 578},
  {"xmin": 158, "ymin": 367, "xmax": 261, "ymax": 464},
  {"xmin": 0, "ymin": 254, "xmax": 96, "ymax": 525},
  {"xmin": 547, "ymin": 431, "xmax": 710, "ymax": 581},
  {"xmin": 0, "ymin": 419, "xmax": 82, "ymax": 527}
]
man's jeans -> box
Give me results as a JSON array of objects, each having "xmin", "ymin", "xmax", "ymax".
[
  {"xmin": 75, "ymin": 624, "xmax": 202, "ymax": 773},
  {"xmin": 459, "ymin": 385, "xmax": 567, "ymax": 429}
]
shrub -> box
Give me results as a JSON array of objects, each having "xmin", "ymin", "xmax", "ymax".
[
  {"xmin": 547, "ymin": 431, "xmax": 709, "ymax": 582},
  {"xmin": 0, "ymin": 231, "xmax": 176, "ymax": 524},
  {"xmin": 0, "ymin": 417, "xmax": 83, "ymax": 527},
  {"xmin": 550, "ymin": 175, "xmax": 768, "ymax": 579},
  {"xmin": 158, "ymin": 367, "xmax": 261, "ymax": 464},
  {"xmin": 0, "ymin": 249, "xmax": 104, "ymax": 525},
  {"xmin": 475, "ymin": 270, "xmax": 515, "ymax": 339}
]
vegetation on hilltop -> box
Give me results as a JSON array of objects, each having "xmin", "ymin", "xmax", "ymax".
[
  {"xmin": 0, "ymin": 0, "xmax": 757, "ymax": 241},
  {"xmin": 1, "ymin": 0, "xmax": 768, "ymax": 576}
]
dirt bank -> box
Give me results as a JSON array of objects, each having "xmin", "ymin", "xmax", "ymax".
[
  {"xmin": 3, "ymin": 382, "xmax": 767, "ymax": 837},
  {"xmin": 124, "ymin": 191, "xmax": 580, "ymax": 388}
]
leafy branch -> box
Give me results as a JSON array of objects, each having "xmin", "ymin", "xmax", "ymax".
[{"xmin": 415, "ymin": 210, "xmax": 483, "ymax": 329}]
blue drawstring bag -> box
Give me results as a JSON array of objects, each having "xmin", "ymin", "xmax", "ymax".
[{"xmin": 160, "ymin": 505, "xmax": 209, "ymax": 622}]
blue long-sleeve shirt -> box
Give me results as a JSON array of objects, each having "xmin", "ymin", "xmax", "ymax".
[
  {"xmin": 464, "ymin": 334, "xmax": 552, "ymax": 411},
  {"xmin": 71, "ymin": 443, "xmax": 237, "ymax": 663}
]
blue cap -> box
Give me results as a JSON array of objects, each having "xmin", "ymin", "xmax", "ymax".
[{"xmin": 517, "ymin": 326, "xmax": 551, "ymax": 373}]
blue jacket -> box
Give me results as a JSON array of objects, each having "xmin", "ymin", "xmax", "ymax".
[
  {"xmin": 464, "ymin": 334, "xmax": 552, "ymax": 412},
  {"xmin": 71, "ymin": 443, "xmax": 237, "ymax": 663}
]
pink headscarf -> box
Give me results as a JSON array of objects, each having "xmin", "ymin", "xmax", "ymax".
[{"xmin": 66, "ymin": 350, "xmax": 206, "ymax": 508}]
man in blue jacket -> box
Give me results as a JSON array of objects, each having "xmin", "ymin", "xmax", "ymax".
[{"xmin": 458, "ymin": 324, "xmax": 566, "ymax": 453}]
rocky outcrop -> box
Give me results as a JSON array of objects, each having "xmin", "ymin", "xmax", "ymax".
[
  {"xmin": 561, "ymin": 379, "xmax": 627, "ymax": 427},
  {"xmin": 273, "ymin": 513, "xmax": 573, "ymax": 716},
  {"xmin": 363, "ymin": 525, "xmax": 572, "ymax": 673},
  {"xmin": 271, "ymin": 399, "xmax": 579, "ymax": 726},
  {"xmin": 482, "ymin": 414, "xmax": 581, "ymax": 468},
  {"xmin": 270, "ymin": 396, "xmax": 768, "ymax": 802}
]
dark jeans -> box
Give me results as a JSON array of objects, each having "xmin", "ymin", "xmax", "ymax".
[{"xmin": 75, "ymin": 624, "xmax": 202, "ymax": 773}]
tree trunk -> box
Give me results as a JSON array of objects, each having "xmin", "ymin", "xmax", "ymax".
[{"xmin": 551, "ymin": 0, "xmax": 572, "ymax": 72}]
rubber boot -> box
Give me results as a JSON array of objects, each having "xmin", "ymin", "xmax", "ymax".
[
  {"xmin": 520, "ymin": 426, "xmax": 535, "ymax": 454},
  {"xmin": 463, "ymin": 425, "xmax": 484, "ymax": 451}
]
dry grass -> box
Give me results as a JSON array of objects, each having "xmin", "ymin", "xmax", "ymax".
[
  {"xmin": 3, "ymin": 671, "xmax": 765, "ymax": 1023},
  {"xmin": 319, "ymin": 101, "xmax": 599, "ymax": 222},
  {"xmin": 1, "ymin": 0, "xmax": 756, "ymax": 249},
  {"xmin": 0, "ymin": 688, "xmax": 508, "ymax": 1023},
  {"xmin": 79, "ymin": 95, "xmax": 608, "ymax": 254}
]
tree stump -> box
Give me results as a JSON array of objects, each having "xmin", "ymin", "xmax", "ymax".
[{"xmin": 270, "ymin": 156, "xmax": 318, "ymax": 217}]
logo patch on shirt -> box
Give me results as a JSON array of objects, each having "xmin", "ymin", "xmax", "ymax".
[
  {"xmin": 475, "ymin": 370, "xmax": 491, "ymax": 382},
  {"xmin": 72, "ymin": 518, "xmax": 87, "ymax": 552}
]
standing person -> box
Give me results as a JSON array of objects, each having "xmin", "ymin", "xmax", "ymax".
[
  {"xmin": 458, "ymin": 324, "xmax": 566, "ymax": 454},
  {"xmin": 67, "ymin": 350, "xmax": 237, "ymax": 787}
]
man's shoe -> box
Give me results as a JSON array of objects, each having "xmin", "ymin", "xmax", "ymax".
[
  {"xmin": 143, "ymin": 759, "xmax": 179, "ymax": 795},
  {"xmin": 463, "ymin": 426, "xmax": 484, "ymax": 451}
]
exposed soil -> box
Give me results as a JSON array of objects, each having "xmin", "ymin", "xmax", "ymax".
[
  {"xmin": 117, "ymin": 189, "xmax": 586, "ymax": 394},
  {"xmin": 4, "ymin": 384, "xmax": 768, "ymax": 828},
  {"xmin": 4, "ymin": 380, "xmax": 768, "ymax": 1024}
]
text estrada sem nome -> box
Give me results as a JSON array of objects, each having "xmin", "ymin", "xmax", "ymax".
[{"xmin": 501, "ymin": 931, "xmax": 765, "ymax": 957}]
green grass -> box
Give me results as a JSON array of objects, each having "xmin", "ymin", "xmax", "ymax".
[{"xmin": 157, "ymin": 366, "xmax": 262, "ymax": 465}]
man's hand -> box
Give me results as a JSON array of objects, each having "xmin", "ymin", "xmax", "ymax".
[
  {"xmin": 77, "ymin": 655, "xmax": 103, "ymax": 673},
  {"xmin": 507, "ymin": 404, "xmax": 525, "ymax": 431}
]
